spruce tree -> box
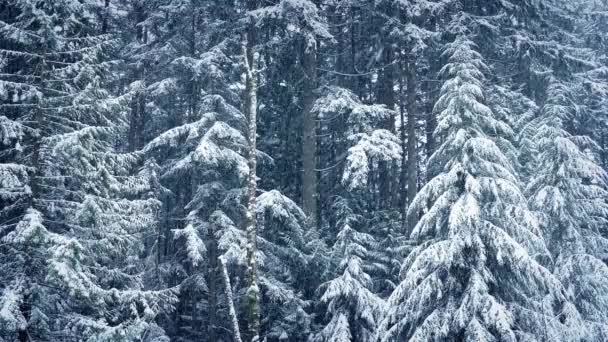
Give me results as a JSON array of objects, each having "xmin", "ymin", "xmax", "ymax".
[
  {"xmin": 525, "ymin": 78, "xmax": 608, "ymax": 338},
  {"xmin": 379, "ymin": 36, "xmax": 581, "ymax": 341},
  {"xmin": 0, "ymin": 0, "xmax": 176, "ymax": 340}
]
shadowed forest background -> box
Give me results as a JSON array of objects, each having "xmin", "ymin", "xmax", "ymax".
[{"xmin": 1, "ymin": 0, "xmax": 608, "ymax": 341}]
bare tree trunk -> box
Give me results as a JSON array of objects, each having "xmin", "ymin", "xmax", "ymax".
[
  {"xmin": 301, "ymin": 37, "xmax": 318, "ymax": 227},
  {"xmin": 425, "ymin": 100, "xmax": 436, "ymax": 161},
  {"xmin": 136, "ymin": 87, "xmax": 147, "ymax": 150},
  {"xmin": 220, "ymin": 257, "xmax": 243, "ymax": 342},
  {"xmin": 334, "ymin": 6, "xmax": 348, "ymax": 88},
  {"xmin": 398, "ymin": 56, "xmax": 408, "ymax": 232},
  {"xmin": 425, "ymin": 35, "xmax": 439, "ymax": 179},
  {"xmin": 128, "ymin": 76, "xmax": 146, "ymax": 151},
  {"xmin": 601, "ymin": 132, "xmax": 607, "ymax": 170},
  {"xmin": 188, "ymin": 0, "xmax": 198, "ymax": 122},
  {"xmin": 101, "ymin": 0, "xmax": 110, "ymax": 34},
  {"xmin": 243, "ymin": 27, "xmax": 261, "ymax": 342},
  {"xmin": 406, "ymin": 60, "xmax": 418, "ymax": 236},
  {"xmin": 377, "ymin": 45, "xmax": 396, "ymax": 210},
  {"xmin": 207, "ymin": 223, "xmax": 219, "ymax": 341}
]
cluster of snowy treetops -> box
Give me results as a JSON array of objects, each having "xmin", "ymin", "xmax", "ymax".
[{"xmin": 1, "ymin": 0, "xmax": 608, "ymax": 341}]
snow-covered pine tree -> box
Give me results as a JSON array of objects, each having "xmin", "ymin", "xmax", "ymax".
[
  {"xmin": 578, "ymin": 65, "xmax": 608, "ymax": 171},
  {"xmin": 254, "ymin": 190, "xmax": 314, "ymax": 341},
  {"xmin": 336, "ymin": 86, "xmax": 404, "ymax": 297},
  {"xmin": 120, "ymin": 0, "xmax": 242, "ymax": 140},
  {"xmin": 575, "ymin": 0, "xmax": 608, "ymax": 170},
  {"xmin": 142, "ymin": 27, "xmax": 316, "ymax": 340},
  {"xmin": 0, "ymin": 1, "xmax": 176, "ymax": 340},
  {"xmin": 0, "ymin": 0, "xmax": 113, "ymax": 339},
  {"xmin": 46, "ymin": 128, "xmax": 178, "ymax": 341},
  {"xmin": 313, "ymin": 85, "xmax": 402, "ymax": 249},
  {"xmin": 379, "ymin": 35, "xmax": 582, "ymax": 341},
  {"xmin": 525, "ymin": 77, "xmax": 608, "ymax": 338},
  {"xmin": 315, "ymin": 197, "xmax": 384, "ymax": 342},
  {"xmin": 122, "ymin": 1, "xmax": 252, "ymax": 338},
  {"xmin": 311, "ymin": 87, "xmax": 400, "ymax": 341},
  {"xmin": 143, "ymin": 92, "xmax": 250, "ymax": 341}
]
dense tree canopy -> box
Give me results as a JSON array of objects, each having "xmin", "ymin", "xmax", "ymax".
[{"xmin": 1, "ymin": 0, "xmax": 607, "ymax": 341}]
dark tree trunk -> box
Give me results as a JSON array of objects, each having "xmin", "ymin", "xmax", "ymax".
[
  {"xmin": 301, "ymin": 36, "xmax": 318, "ymax": 227},
  {"xmin": 206, "ymin": 223, "xmax": 219, "ymax": 341},
  {"xmin": 377, "ymin": 45, "xmax": 396, "ymax": 210},
  {"xmin": 406, "ymin": 60, "xmax": 418, "ymax": 236}
]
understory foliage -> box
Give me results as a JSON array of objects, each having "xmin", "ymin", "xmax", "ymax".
[{"xmin": 1, "ymin": 0, "xmax": 608, "ymax": 341}]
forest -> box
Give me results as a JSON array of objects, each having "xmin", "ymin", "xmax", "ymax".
[{"xmin": 1, "ymin": 0, "xmax": 608, "ymax": 341}]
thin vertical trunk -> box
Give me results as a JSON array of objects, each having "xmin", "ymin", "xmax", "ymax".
[
  {"xmin": 377, "ymin": 43, "xmax": 396, "ymax": 130},
  {"xmin": 136, "ymin": 86, "xmax": 146, "ymax": 150},
  {"xmin": 425, "ymin": 95, "xmax": 436, "ymax": 162},
  {"xmin": 243, "ymin": 24, "xmax": 261, "ymax": 341},
  {"xmin": 301, "ymin": 37, "xmax": 318, "ymax": 227},
  {"xmin": 128, "ymin": 99, "xmax": 139, "ymax": 152},
  {"xmin": 30, "ymin": 69, "xmax": 45, "ymax": 206},
  {"xmin": 280, "ymin": 112, "xmax": 292, "ymax": 192},
  {"xmin": 601, "ymin": 132, "xmax": 607, "ymax": 170},
  {"xmin": 146, "ymin": 163, "xmax": 163, "ymax": 281},
  {"xmin": 398, "ymin": 56, "xmax": 408, "ymax": 232},
  {"xmin": 189, "ymin": 0, "xmax": 198, "ymax": 122},
  {"xmin": 377, "ymin": 45, "xmax": 396, "ymax": 210},
  {"xmin": 424, "ymin": 15, "xmax": 438, "ymax": 179},
  {"xmin": 207, "ymin": 223, "xmax": 219, "ymax": 341},
  {"xmin": 350, "ymin": 8, "xmax": 360, "ymax": 96},
  {"xmin": 406, "ymin": 60, "xmax": 418, "ymax": 236},
  {"xmin": 334, "ymin": 7, "xmax": 347, "ymax": 88},
  {"xmin": 101, "ymin": 0, "xmax": 110, "ymax": 34},
  {"xmin": 220, "ymin": 257, "xmax": 243, "ymax": 342}
]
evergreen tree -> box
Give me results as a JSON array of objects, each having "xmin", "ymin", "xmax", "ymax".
[
  {"xmin": 143, "ymin": 93, "xmax": 249, "ymax": 340},
  {"xmin": 316, "ymin": 197, "xmax": 384, "ymax": 342},
  {"xmin": 379, "ymin": 36, "xmax": 581, "ymax": 341},
  {"xmin": 526, "ymin": 78, "xmax": 608, "ymax": 338},
  {"xmin": 313, "ymin": 87, "xmax": 398, "ymax": 341},
  {"xmin": 0, "ymin": 0, "xmax": 176, "ymax": 340}
]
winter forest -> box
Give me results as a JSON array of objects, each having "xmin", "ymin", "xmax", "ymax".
[{"xmin": 2, "ymin": 0, "xmax": 608, "ymax": 341}]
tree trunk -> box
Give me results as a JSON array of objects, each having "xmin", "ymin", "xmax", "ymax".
[
  {"xmin": 207, "ymin": 222, "xmax": 219, "ymax": 341},
  {"xmin": 301, "ymin": 37, "xmax": 318, "ymax": 227},
  {"xmin": 243, "ymin": 25, "xmax": 261, "ymax": 342},
  {"xmin": 136, "ymin": 89, "xmax": 147, "ymax": 150},
  {"xmin": 377, "ymin": 45, "xmax": 396, "ymax": 210},
  {"xmin": 101, "ymin": 0, "xmax": 110, "ymax": 34},
  {"xmin": 398, "ymin": 56, "xmax": 408, "ymax": 232},
  {"xmin": 188, "ymin": 0, "xmax": 198, "ymax": 122},
  {"xmin": 220, "ymin": 257, "xmax": 243, "ymax": 342},
  {"xmin": 406, "ymin": 60, "xmax": 418, "ymax": 236}
]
